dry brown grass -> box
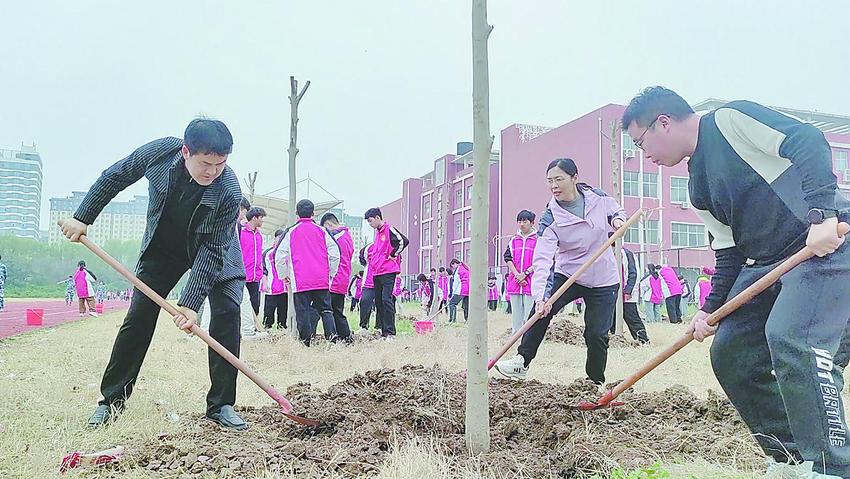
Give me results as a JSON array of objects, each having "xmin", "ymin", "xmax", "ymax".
[{"xmin": 0, "ymin": 304, "xmax": 784, "ymax": 478}]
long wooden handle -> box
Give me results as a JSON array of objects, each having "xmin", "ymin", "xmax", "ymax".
[
  {"xmin": 599, "ymin": 221, "xmax": 850, "ymax": 405},
  {"xmin": 487, "ymin": 208, "xmax": 645, "ymax": 370},
  {"xmin": 74, "ymin": 233, "xmax": 294, "ymax": 413}
]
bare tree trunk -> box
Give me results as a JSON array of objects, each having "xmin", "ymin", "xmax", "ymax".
[
  {"xmin": 287, "ymin": 76, "xmax": 310, "ymax": 340},
  {"xmin": 466, "ymin": 0, "xmax": 492, "ymax": 454},
  {"xmin": 610, "ymin": 121, "xmax": 624, "ymax": 335}
]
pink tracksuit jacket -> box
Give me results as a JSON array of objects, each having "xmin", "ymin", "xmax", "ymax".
[
  {"xmin": 328, "ymin": 226, "xmax": 354, "ymax": 295},
  {"xmin": 240, "ymin": 225, "xmax": 264, "ymax": 282},
  {"xmin": 276, "ymin": 218, "xmax": 340, "ymax": 293},
  {"xmin": 505, "ymin": 231, "xmax": 537, "ymax": 296}
]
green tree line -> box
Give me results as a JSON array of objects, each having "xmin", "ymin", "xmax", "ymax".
[{"xmin": 0, "ymin": 235, "xmax": 144, "ymax": 298}]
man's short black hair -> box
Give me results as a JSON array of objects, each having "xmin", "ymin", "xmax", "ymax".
[
  {"xmin": 516, "ymin": 210, "xmax": 536, "ymax": 222},
  {"xmin": 274, "ymin": 228, "xmax": 284, "ymax": 238},
  {"xmin": 184, "ymin": 117, "xmax": 233, "ymax": 156},
  {"xmin": 296, "ymin": 199, "xmax": 315, "ymax": 219},
  {"xmin": 430, "ymin": 268, "xmax": 436, "ymax": 273},
  {"xmin": 364, "ymin": 207, "xmax": 382, "ymax": 220},
  {"xmin": 450, "ymin": 258, "xmax": 460, "ymax": 266},
  {"xmin": 621, "ymin": 86, "xmax": 695, "ymax": 130},
  {"xmin": 239, "ymin": 197, "xmax": 251, "ymax": 211},
  {"xmin": 320, "ymin": 212, "xmax": 339, "ymax": 227},
  {"xmin": 78, "ymin": 260, "xmax": 86, "ymax": 267},
  {"xmin": 439, "ymin": 267, "xmax": 446, "ymax": 272},
  {"xmin": 417, "ymin": 273, "xmax": 428, "ymax": 282},
  {"xmin": 246, "ymin": 207, "xmax": 266, "ymax": 221}
]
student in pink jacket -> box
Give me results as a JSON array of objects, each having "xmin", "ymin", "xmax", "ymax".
[
  {"xmin": 487, "ymin": 277, "xmax": 499, "ymax": 311},
  {"xmin": 347, "ymin": 271, "xmax": 363, "ymax": 312},
  {"xmin": 437, "ymin": 267, "xmax": 450, "ymax": 311},
  {"xmin": 276, "ymin": 200, "xmax": 341, "ymax": 346},
  {"xmin": 495, "ymin": 158, "xmax": 626, "ymax": 384},
  {"xmin": 261, "ymin": 229, "xmax": 288, "ymax": 329},
  {"xmin": 697, "ymin": 266, "xmax": 714, "ymax": 310},
  {"xmin": 448, "ymin": 258, "xmax": 470, "ymax": 322},
  {"xmin": 658, "ymin": 264, "xmax": 684, "ymax": 323},
  {"xmin": 239, "ymin": 207, "xmax": 266, "ymax": 318},
  {"xmin": 504, "ymin": 209, "xmax": 538, "ymax": 333},
  {"xmin": 320, "ymin": 212, "xmax": 353, "ymax": 342},
  {"xmin": 365, "ymin": 207, "xmax": 409, "ymax": 339}
]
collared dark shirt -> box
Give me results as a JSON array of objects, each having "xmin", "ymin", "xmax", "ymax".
[{"xmin": 152, "ymin": 163, "xmax": 206, "ymax": 264}]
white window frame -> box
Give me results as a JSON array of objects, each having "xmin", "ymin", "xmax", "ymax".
[{"xmin": 670, "ymin": 221, "xmax": 708, "ymax": 249}]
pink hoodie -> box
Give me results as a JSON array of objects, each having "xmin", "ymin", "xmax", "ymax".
[
  {"xmin": 438, "ymin": 275, "xmax": 449, "ymax": 301},
  {"xmin": 392, "ymin": 275, "xmax": 402, "ymax": 296},
  {"xmin": 697, "ymin": 277, "xmax": 712, "ymax": 309},
  {"xmin": 649, "ymin": 274, "xmax": 664, "ymax": 304},
  {"xmin": 354, "ymin": 276, "xmax": 363, "ymax": 299},
  {"xmin": 277, "ymin": 218, "xmax": 341, "ymax": 293},
  {"xmin": 658, "ymin": 266, "xmax": 684, "ymax": 296},
  {"xmin": 74, "ymin": 268, "xmax": 95, "ymax": 298},
  {"xmin": 488, "ymin": 283, "xmax": 499, "ymax": 301},
  {"xmin": 240, "ymin": 225, "xmax": 264, "ymax": 282},
  {"xmin": 329, "ymin": 226, "xmax": 354, "ymax": 295},
  {"xmin": 263, "ymin": 245, "xmax": 287, "ymax": 295},
  {"xmin": 451, "ymin": 262, "xmax": 470, "ymax": 296},
  {"xmin": 530, "ymin": 188, "xmax": 626, "ymax": 301},
  {"xmin": 505, "ymin": 231, "xmax": 537, "ymax": 295},
  {"xmin": 369, "ymin": 222, "xmax": 407, "ymax": 276}
]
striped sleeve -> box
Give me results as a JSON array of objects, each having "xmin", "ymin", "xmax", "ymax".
[
  {"xmin": 75, "ymin": 137, "xmax": 183, "ymax": 225},
  {"xmin": 388, "ymin": 227, "xmax": 409, "ymax": 257}
]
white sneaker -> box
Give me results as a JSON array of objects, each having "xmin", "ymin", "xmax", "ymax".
[
  {"xmin": 357, "ymin": 328, "xmax": 369, "ymax": 335},
  {"xmin": 79, "ymin": 313, "xmax": 85, "ymax": 317},
  {"xmin": 494, "ymin": 355, "xmax": 528, "ymax": 380},
  {"xmin": 88, "ymin": 312, "xmax": 99, "ymax": 317},
  {"xmin": 243, "ymin": 330, "xmax": 269, "ymax": 340},
  {"xmin": 764, "ymin": 459, "xmax": 842, "ymax": 479}
]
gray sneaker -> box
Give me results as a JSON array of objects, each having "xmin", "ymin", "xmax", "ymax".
[
  {"xmin": 87, "ymin": 404, "xmax": 122, "ymax": 428},
  {"xmin": 494, "ymin": 354, "xmax": 528, "ymax": 380},
  {"xmin": 205, "ymin": 405, "xmax": 248, "ymax": 432}
]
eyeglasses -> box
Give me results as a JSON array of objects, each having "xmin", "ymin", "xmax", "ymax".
[{"xmin": 633, "ymin": 117, "xmax": 659, "ymax": 150}]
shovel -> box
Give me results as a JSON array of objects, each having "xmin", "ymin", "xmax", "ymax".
[
  {"xmin": 66, "ymin": 226, "xmax": 320, "ymax": 426},
  {"xmin": 577, "ymin": 221, "xmax": 850, "ymax": 411}
]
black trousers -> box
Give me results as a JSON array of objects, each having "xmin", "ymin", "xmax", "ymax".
[
  {"xmin": 359, "ymin": 288, "xmax": 376, "ymax": 329},
  {"xmin": 98, "ymin": 254, "xmax": 241, "ymax": 415},
  {"xmin": 350, "ymin": 297, "xmax": 359, "ymax": 312},
  {"xmin": 373, "ymin": 273, "xmax": 398, "ymax": 336},
  {"xmin": 263, "ymin": 293, "xmax": 288, "ymax": 329},
  {"xmin": 448, "ymin": 294, "xmax": 469, "ymax": 322},
  {"xmin": 488, "ymin": 300, "xmax": 498, "ymax": 311},
  {"xmin": 245, "ymin": 281, "xmax": 261, "ymax": 316},
  {"xmin": 293, "ymin": 289, "xmax": 335, "ymax": 346},
  {"xmin": 609, "ymin": 302, "xmax": 650, "ymax": 343},
  {"xmin": 710, "ymin": 241, "xmax": 850, "ymax": 476},
  {"xmin": 517, "ymin": 274, "xmax": 619, "ymax": 384},
  {"xmin": 330, "ymin": 293, "xmax": 353, "ymax": 341},
  {"xmin": 665, "ymin": 294, "xmax": 683, "ymax": 323}
]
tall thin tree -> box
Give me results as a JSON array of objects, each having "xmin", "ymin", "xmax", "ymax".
[
  {"xmin": 466, "ymin": 0, "xmax": 492, "ymax": 453},
  {"xmin": 286, "ymin": 76, "xmax": 310, "ymax": 339}
]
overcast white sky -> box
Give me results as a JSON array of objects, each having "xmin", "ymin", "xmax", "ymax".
[{"xmin": 2, "ymin": 1, "xmax": 849, "ymax": 232}]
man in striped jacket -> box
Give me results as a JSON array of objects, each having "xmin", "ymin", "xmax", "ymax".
[{"xmin": 60, "ymin": 118, "xmax": 248, "ymax": 432}]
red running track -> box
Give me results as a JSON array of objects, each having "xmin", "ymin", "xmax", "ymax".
[{"xmin": 0, "ymin": 299, "xmax": 129, "ymax": 340}]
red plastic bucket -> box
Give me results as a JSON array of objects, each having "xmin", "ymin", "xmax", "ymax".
[
  {"xmin": 96, "ymin": 303, "xmax": 104, "ymax": 314},
  {"xmin": 26, "ymin": 308, "xmax": 44, "ymax": 326},
  {"xmin": 413, "ymin": 320, "xmax": 434, "ymax": 335}
]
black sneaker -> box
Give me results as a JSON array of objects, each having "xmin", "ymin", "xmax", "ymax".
[{"xmin": 205, "ymin": 405, "xmax": 248, "ymax": 431}]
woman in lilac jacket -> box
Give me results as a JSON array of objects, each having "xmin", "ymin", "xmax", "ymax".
[{"xmin": 495, "ymin": 158, "xmax": 626, "ymax": 384}]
